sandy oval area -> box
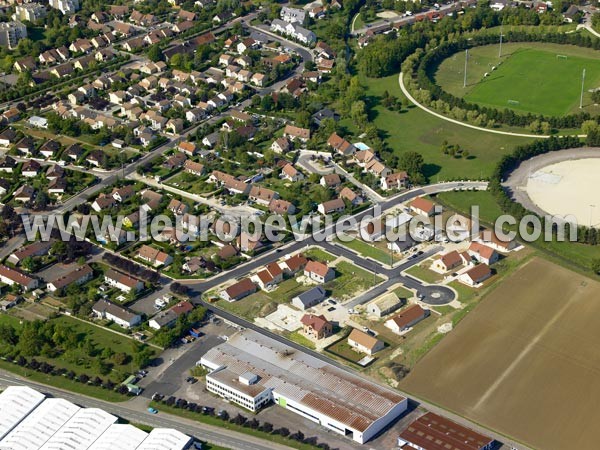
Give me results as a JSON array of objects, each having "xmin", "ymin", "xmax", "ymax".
[{"xmin": 526, "ymin": 158, "xmax": 600, "ymax": 227}]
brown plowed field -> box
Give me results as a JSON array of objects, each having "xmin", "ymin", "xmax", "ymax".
[{"xmin": 401, "ymin": 257, "xmax": 600, "ymax": 450}]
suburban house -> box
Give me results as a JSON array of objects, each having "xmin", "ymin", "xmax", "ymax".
[
  {"xmin": 385, "ymin": 304, "xmax": 430, "ymax": 334},
  {"xmin": 269, "ymin": 198, "xmax": 296, "ymax": 215},
  {"xmin": 251, "ymin": 262, "xmax": 284, "ymax": 290},
  {"xmin": 46, "ymin": 265, "xmax": 94, "ymax": 292},
  {"xmin": 339, "ymin": 187, "xmax": 362, "ymax": 205},
  {"xmin": 0, "ymin": 265, "xmax": 38, "ymax": 291},
  {"xmin": 468, "ymin": 242, "xmax": 499, "ymax": 265},
  {"xmin": 271, "ymin": 137, "xmax": 291, "ymax": 154},
  {"xmin": 281, "ymin": 163, "xmax": 303, "ymax": 182},
  {"xmin": 432, "ymin": 250, "xmax": 463, "ymax": 273},
  {"xmin": 283, "ymin": 124, "xmax": 310, "ymax": 142},
  {"xmin": 317, "ymin": 198, "xmax": 345, "ymax": 215},
  {"xmin": 248, "ymin": 186, "xmax": 279, "ymax": 206},
  {"xmin": 279, "ymin": 254, "xmax": 308, "ymax": 275},
  {"xmin": 381, "ymin": 172, "xmax": 409, "ymax": 191},
  {"xmin": 409, "ymin": 197, "xmax": 436, "ymax": 217},
  {"xmin": 366, "ymin": 292, "xmax": 403, "ymax": 318},
  {"xmin": 221, "ymin": 278, "xmax": 257, "ymax": 302},
  {"xmin": 459, "ymin": 264, "xmax": 492, "ymax": 287},
  {"xmin": 104, "ymin": 269, "xmax": 144, "ymax": 293},
  {"xmin": 182, "ymin": 160, "xmax": 204, "ymax": 177},
  {"xmin": 137, "ymin": 245, "xmax": 173, "ymax": 267},
  {"xmin": 304, "ymin": 261, "xmax": 335, "ymax": 283},
  {"xmin": 348, "ymin": 329, "xmax": 384, "ymax": 356},
  {"xmin": 301, "ymin": 314, "xmax": 333, "ymax": 340},
  {"xmin": 478, "ymin": 230, "xmax": 518, "ymax": 252},
  {"xmin": 92, "ymin": 299, "xmax": 141, "ymax": 328},
  {"xmin": 8, "ymin": 241, "xmax": 52, "ymax": 266},
  {"xmin": 327, "ymin": 133, "xmax": 356, "ymax": 156},
  {"xmin": 148, "ymin": 301, "xmax": 194, "ymax": 330},
  {"xmin": 91, "ymin": 193, "xmax": 117, "ymax": 212},
  {"xmin": 320, "ymin": 173, "xmax": 341, "ymax": 188},
  {"xmin": 292, "ymin": 286, "xmax": 327, "ymax": 310}
]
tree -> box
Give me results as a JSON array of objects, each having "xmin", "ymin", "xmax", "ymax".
[
  {"xmin": 398, "ymin": 151, "xmax": 426, "ymax": 184},
  {"xmin": 51, "ymin": 240, "xmax": 68, "ymax": 262},
  {"xmin": 147, "ymin": 44, "xmax": 163, "ymax": 62},
  {"xmin": 591, "ymin": 258, "xmax": 600, "ymax": 274},
  {"xmin": 351, "ymin": 100, "xmax": 368, "ymax": 129},
  {"xmin": 0, "ymin": 324, "xmax": 18, "ymax": 346}
]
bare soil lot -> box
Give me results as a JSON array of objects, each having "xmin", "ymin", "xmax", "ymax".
[{"xmin": 400, "ymin": 257, "xmax": 600, "ymax": 450}]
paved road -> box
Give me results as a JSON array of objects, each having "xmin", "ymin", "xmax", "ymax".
[
  {"xmin": 351, "ymin": 0, "xmax": 477, "ymax": 36},
  {"xmin": 0, "ymin": 371, "xmax": 294, "ymax": 450}
]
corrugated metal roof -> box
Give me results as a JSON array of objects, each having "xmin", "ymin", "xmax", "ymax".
[
  {"xmin": 38, "ymin": 408, "xmax": 117, "ymax": 450},
  {"xmin": 0, "ymin": 398, "xmax": 80, "ymax": 450},
  {"xmin": 136, "ymin": 428, "xmax": 191, "ymax": 450},
  {"xmin": 87, "ymin": 424, "xmax": 147, "ymax": 450},
  {"xmin": 0, "ymin": 386, "xmax": 45, "ymax": 440}
]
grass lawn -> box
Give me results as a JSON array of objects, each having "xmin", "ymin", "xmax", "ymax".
[
  {"xmin": 326, "ymin": 261, "xmax": 383, "ymax": 300},
  {"xmin": 435, "ymin": 189, "xmax": 505, "ymax": 224},
  {"xmin": 435, "ymin": 42, "xmax": 600, "ymax": 116},
  {"xmin": 325, "ymin": 339, "xmax": 364, "ymax": 363},
  {"xmin": 164, "ymin": 172, "xmax": 216, "ymax": 195},
  {"xmin": 286, "ymin": 330, "xmax": 316, "ymax": 350},
  {"xmin": 218, "ymin": 278, "xmax": 306, "ymax": 320},
  {"xmin": 338, "ymin": 237, "xmax": 394, "ymax": 265},
  {"xmin": 304, "ymin": 248, "xmax": 335, "ymax": 263},
  {"xmin": 404, "ymin": 264, "xmax": 442, "ymax": 284},
  {"xmin": 358, "ymin": 75, "xmax": 534, "ymax": 180},
  {"xmin": 149, "ymin": 402, "xmax": 321, "ymax": 450},
  {"xmin": 393, "ymin": 285, "xmax": 414, "ymax": 299}
]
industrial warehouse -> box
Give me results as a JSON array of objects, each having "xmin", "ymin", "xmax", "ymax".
[
  {"xmin": 199, "ymin": 329, "xmax": 408, "ymax": 444},
  {"xmin": 0, "ymin": 386, "xmax": 192, "ymax": 450}
]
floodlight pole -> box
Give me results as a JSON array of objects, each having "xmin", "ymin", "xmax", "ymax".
[
  {"xmin": 463, "ymin": 49, "xmax": 468, "ymax": 88},
  {"xmin": 499, "ymin": 23, "xmax": 503, "ymax": 58},
  {"xmin": 580, "ymin": 68, "xmax": 586, "ymax": 109}
]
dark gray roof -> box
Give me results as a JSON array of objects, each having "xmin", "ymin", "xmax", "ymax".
[{"xmin": 293, "ymin": 286, "xmax": 326, "ymax": 307}]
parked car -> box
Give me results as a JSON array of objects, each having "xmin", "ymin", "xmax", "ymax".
[{"xmin": 148, "ymin": 407, "xmax": 158, "ymax": 414}]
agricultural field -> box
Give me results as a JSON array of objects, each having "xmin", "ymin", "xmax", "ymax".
[
  {"xmin": 400, "ymin": 257, "xmax": 600, "ymax": 450},
  {"xmin": 435, "ymin": 42, "xmax": 600, "ymax": 116}
]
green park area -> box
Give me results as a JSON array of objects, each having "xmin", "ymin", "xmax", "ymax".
[{"xmin": 354, "ymin": 75, "xmax": 533, "ymax": 181}]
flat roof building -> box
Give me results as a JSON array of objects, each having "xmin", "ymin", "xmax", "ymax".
[
  {"xmin": 199, "ymin": 329, "xmax": 407, "ymax": 444},
  {"xmin": 0, "ymin": 386, "xmax": 45, "ymax": 440}
]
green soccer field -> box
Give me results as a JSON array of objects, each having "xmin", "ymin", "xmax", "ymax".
[{"xmin": 434, "ymin": 42, "xmax": 600, "ymax": 117}]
